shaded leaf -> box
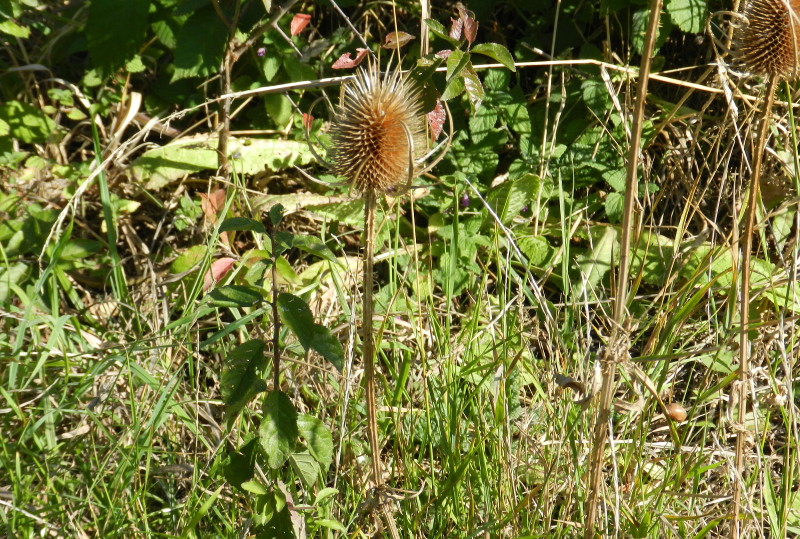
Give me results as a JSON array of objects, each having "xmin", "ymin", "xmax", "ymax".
[
  {"xmin": 206, "ymin": 284, "xmax": 264, "ymax": 307},
  {"xmin": 277, "ymin": 292, "xmax": 344, "ymax": 371},
  {"xmin": 222, "ymin": 341, "xmax": 267, "ymax": 423},
  {"xmin": 219, "ymin": 217, "xmax": 267, "ymax": 235},
  {"xmin": 171, "ymin": 8, "xmax": 228, "ymax": 81},
  {"xmin": 86, "ymin": 0, "xmax": 149, "ymax": 77},
  {"xmin": 259, "ymin": 390, "xmax": 299, "ymax": 469}
]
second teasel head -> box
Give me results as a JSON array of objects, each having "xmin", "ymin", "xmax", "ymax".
[
  {"xmin": 738, "ymin": 0, "xmax": 800, "ymax": 77},
  {"xmin": 329, "ymin": 64, "xmax": 426, "ymax": 193}
]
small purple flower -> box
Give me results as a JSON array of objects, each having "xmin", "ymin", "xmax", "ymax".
[
  {"xmin": 460, "ymin": 193, "xmax": 470, "ymax": 207},
  {"xmin": 521, "ymin": 205, "xmax": 529, "ymax": 214},
  {"xmin": 257, "ymin": 47, "xmax": 266, "ymax": 57}
]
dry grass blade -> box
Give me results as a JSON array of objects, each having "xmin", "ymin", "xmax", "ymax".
[{"xmin": 584, "ymin": 0, "xmax": 663, "ymax": 535}]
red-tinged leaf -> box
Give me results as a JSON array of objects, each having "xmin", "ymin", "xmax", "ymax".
[
  {"xmin": 449, "ymin": 17, "xmax": 463, "ymax": 40},
  {"xmin": 428, "ymin": 99, "xmax": 446, "ymax": 140},
  {"xmin": 199, "ymin": 188, "xmax": 226, "ymax": 224},
  {"xmin": 383, "ymin": 31, "xmax": 415, "ymax": 50},
  {"xmin": 290, "ymin": 13, "xmax": 311, "ymax": 36},
  {"xmin": 457, "ymin": 6, "xmax": 478, "ymax": 46},
  {"xmin": 302, "ymin": 112, "xmax": 314, "ymax": 132},
  {"xmin": 331, "ymin": 48, "xmax": 369, "ymax": 69},
  {"xmin": 204, "ymin": 257, "xmax": 236, "ymax": 291},
  {"xmin": 436, "ymin": 49, "xmax": 452, "ymax": 59}
]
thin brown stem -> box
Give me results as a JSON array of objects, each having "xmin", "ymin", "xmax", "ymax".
[
  {"xmin": 732, "ymin": 71, "xmax": 778, "ymax": 539},
  {"xmin": 362, "ymin": 188, "xmax": 380, "ymax": 486},
  {"xmin": 584, "ymin": 0, "xmax": 662, "ymax": 535}
]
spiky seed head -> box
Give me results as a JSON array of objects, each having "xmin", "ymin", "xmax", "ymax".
[
  {"xmin": 330, "ymin": 66, "xmax": 425, "ymax": 192},
  {"xmin": 739, "ymin": 0, "xmax": 800, "ymax": 77}
]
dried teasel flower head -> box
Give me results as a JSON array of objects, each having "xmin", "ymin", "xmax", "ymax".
[
  {"xmin": 739, "ymin": 0, "xmax": 800, "ymax": 77},
  {"xmin": 329, "ymin": 64, "xmax": 426, "ymax": 193}
]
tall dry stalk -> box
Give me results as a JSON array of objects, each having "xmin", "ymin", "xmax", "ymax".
[
  {"xmin": 732, "ymin": 1, "xmax": 799, "ymax": 535},
  {"xmin": 328, "ymin": 63, "xmax": 425, "ymax": 532},
  {"xmin": 583, "ymin": 0, "xmax": 662, "ymax": 534}
]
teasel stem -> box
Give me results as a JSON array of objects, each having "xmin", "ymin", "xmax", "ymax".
[
  {"xmin": 733, "ymin": 71, "xmax": 778, "ymax": 539},
  {"xmin": 584, "ymin": 0, "xmax": 662, "ymax": 534},
  {"xmin": 362, "ymin": 186, "xmax": 380, "ymax": 487}
]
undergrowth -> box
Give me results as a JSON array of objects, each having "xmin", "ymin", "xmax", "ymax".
[{"xmin": 0, "ymin": 0, "xmax": 799, "ymax": 537}]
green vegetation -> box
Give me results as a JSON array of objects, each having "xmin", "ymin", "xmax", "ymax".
[{"xmin": 1, "ymin": 0, "xmax": 799, "ymax": 536}]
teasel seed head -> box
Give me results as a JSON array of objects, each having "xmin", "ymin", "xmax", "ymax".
[
  {"xmin": 739, "ymin": 0, "xmax": 800, "ymax": 77},
  {"xmin": 330, "ymin": 65, "xmax": 426, "ymax": 193}
]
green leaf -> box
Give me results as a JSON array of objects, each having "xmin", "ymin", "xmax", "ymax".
[
  {"xmin": 605, "ymin": 191, "xmax": 624, "ymax": 223},
  {"xmin": 131, "ymin": 137, "xmax": 314, "ymax": 190},
  {"xmin": 575, "ymin": 226, "xmax": 618, "ymax": 295},
  {"xmin": 517, "ymin": 235, "xmax": 555, "ymax": 268},
  {"xmin": 277, "ymin": 293, "xmax": 345, "ymax": 371},
  {"xmin": 0, "ymin": 19, "xmax": 29, "ymax": 38},
  {"xmin": 223, "ymin": 437, "xmax": 259, "ymax": 489},
  {"xmin": 469, "ymin": 106, "xmax": 497, "ymax": 144},
  {"xmin": 171, "ymin": 7, "xmax": 228, "ymax": 81},
  {"xmin": 289, "ymin": 451, "xmax": 320, "ymax": 488},
  {"xmin": 170, "ymin": 244, "xmax": 207, "ymax": 274},
  {"xmin": 0, "ymin": 100, "xmax": 58, "ymax": 144},
  {"xmin": 486, "ymin": 174, "xmax": 540, "ymax": 225},
  {"xmin": 667, "ymin": 0, "xmax": 707, "ymax": 34},
  {"xmin": 259, "ymin": 390, "xmax": 298, "ymax": 469},
  {"xmin": 297, "ymin": 414, "xmax": 333, "ymax": 472},
  {"xmin": 470, "ymin": 43, "xmax": 516, "ymax": 71},
  {"xmin": 221, "ymin": 340, "xmax": 268, "ymax": 422},
  {"xmin": 219, "ymin": 217, "xmax": 266, "ymax": 235},
  {"xmin": 462, "ymin": 64, "xmax": 484, "ymax": 109},
  {"xmin": 206, "ymin": 285, "xmax": 264, "ymax": 308},
  {"xmin": 423, "ymin": 18, "xmax": 460, "ymax": 46},
  {"xmin": 86, "ymin": 0, "xmax": 149, "ymax": 78},
  {"xmin": 0, "ymin": 262, "xmax": 30, "ymax": 304}
]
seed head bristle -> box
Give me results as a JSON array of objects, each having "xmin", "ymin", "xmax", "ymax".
[
  {"xmin": 739, "ymin": 0, "xmax": 800, "ymax": 77},
  {"xmin": 330, "ymin": 65, "xmax": 425, "ymax": 192}
]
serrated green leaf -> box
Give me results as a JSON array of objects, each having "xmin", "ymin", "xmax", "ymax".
[
  {"xmin": 462, "ymin": 64, "xmax": 484, "ymax": 109},
  {"xmin": 289, "ymin": 451, "xmax": 320, "ymax": 488},
  {"xmin": 219, "ymin": 217, "xmax": 266, "ymax": 235},
  {"xmin": 277, "ymin": 293, "xmax": 345, "ymax": 371},
  {"xmin": 206, "ymin": 285, "xmax": 264, "ymax": 307},
  {"xmin": 470, "ymin": 43, "xmax": 516, "ymax": 71},
  {"xmin": 423, "ymin": 18, "xmax": 460, "ymax": 46},
  {"xmin": 469, "ymin": 106, "xmax": 497, "ymax": 144},
  {"xmin": 222, "ymin": 340, "xmax": 267, "ymax": 422},
  {"xmin": 171, "ymin": 8, "xmax": 228, "ymax": 81},
  {"xmin": 259, "ymin": 390, "xmax": 298, "ymax": 469},
  {"xmin": 86, "ymin": 0, "xmax": 149, "ymax": 77},
  {"xmin": 0, "ymin": 100, "xmax": 58, "ymax": 144},
  {"xmin": 486, "ymin": 174, "xmax": 539, "ymax": 225},
  {"xmin": 667, "ymin": 0, "xmax": 707, "ymax": 34},
  {"xmin": 517, "ymin": 235, "xmax": 554, "ymax": 268},
  {"xmin": 297, "ymin": 414, "xmax": 333, "ymax": 472},
  {"xmin": 605, "ymin": 191, "xmax": 624, "ymax": 223}
]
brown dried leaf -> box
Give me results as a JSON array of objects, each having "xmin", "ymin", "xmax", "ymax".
[
  {"xmin": 199, "ymin": 188, "xmax": 226, "ymax": 224},
  {"xmin": 290, "ymin": 13, "xmax": 311, "ymax": 37},
  {"xmin": 427, "ymin": 99, "xmax": 446, "ymax": 140},
  {"xmin": 458, "ymin": 6, "xmax": 478, "ymax": 45},
  {"xmin": 203, "ymin": 257, "xmax": 236, "ymax": 291},
  {"xmin": 383, "ymin": 31, "xmax": 415, "ymax": 50},
  {"xmin": 331, "ymin": 48, "xmax": 369, "ymax": 69}
]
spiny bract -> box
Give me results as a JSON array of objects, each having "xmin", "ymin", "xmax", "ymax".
[
  {"xmin": 329, "ymin": 65, "xmax": 426, "ymax": 192},
  {"xmin": 739, "ymin": 0, "xmax": 800, "ymax": 77}
]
